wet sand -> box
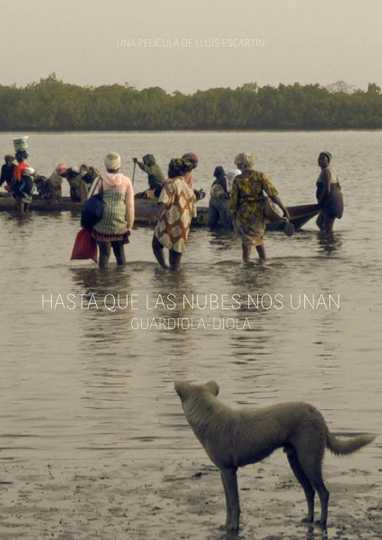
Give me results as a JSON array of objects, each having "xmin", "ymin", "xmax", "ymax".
[{"xmin": 1, "ymin": 448, "xmax": 380, "ymax": 540}]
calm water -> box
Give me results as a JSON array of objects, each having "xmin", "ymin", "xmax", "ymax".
[{"xmin": 0, "ymin": 131, "xmax": 381, "ymax": 462}]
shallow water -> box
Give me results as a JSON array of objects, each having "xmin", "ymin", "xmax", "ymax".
[{"xmin": 0, "ymin": 130, "xmax": 381, "ymax": 465}]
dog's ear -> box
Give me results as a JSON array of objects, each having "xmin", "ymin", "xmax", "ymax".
[
  {"xmin": 205, "ymin": 381, "xmax": 219, "ymax": 396},
  {"xmin": 174, "ymin": 381, "xmax": 191, "ymax": 400}
]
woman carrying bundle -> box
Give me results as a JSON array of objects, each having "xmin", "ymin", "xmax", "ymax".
[
  {"xmin": 315, "ymin": 151, "xmax": 344, "ymax": 233},
  {"xmin": 230, "ymin": 152, "xmax": 290, "ymax": 263},
  {"xmin": 152, "ymin": 157, "xmax": 197, "ymax": 271}
]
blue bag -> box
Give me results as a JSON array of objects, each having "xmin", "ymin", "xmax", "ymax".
[{"xmin": 81, "ymin": 179, "xmax": 104, "ymax": 229}]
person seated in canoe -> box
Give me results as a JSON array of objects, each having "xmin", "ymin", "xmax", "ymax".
[
  {"xmin": 133, "ymin": 154, "xmax": 165, "ymax": 199},
  {"xmin": 11, "ymin": 166, "xmax": 35, "ymax": 214},
  {"xmin": 230, "ymin": 153, "xmax": 290, "ymax": 263},
  {"xmin": 316, "ymin": 151, "xmax": 344, "ymax": 234},
  {"xmin": 181, "ymin": 152, "xmax": 206, "ymax": 201},
  {"xmin": 47, "ymin": 163, "xmax": 69, "ymax": 199},
  {"xmin": 34, "ymin": 175, "xmax": 52, "ymax": 199},
  {"xmin": 208, "ymin": 166, "xmax": 233, "ymax": 229},
  {"xmin": 66, "ymin": 167, "xmax": 80, "ymax": 201},
  {"xmin": 66, "ymin": 166, "xmax": 90, "ymax": 202},
  {"xmin": 0, "ymin": 155, "xmax": 16, "ymax": 192}
]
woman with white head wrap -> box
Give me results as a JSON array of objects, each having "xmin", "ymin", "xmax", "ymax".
[
  {"xmin": 91, "ymin": 152, "xmax": 135, "ymax": 269},
  {"xmin": 230, "ymin": 153, "xmax": 290, "ymax": 262}
]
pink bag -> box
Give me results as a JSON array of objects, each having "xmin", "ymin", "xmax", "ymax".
[{"xmin": 71, "ymin": 228, "xmax": 97, "ymax": 263}]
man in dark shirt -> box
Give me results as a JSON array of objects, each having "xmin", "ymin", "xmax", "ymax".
[{"xmin": 0, "ymin": 155, "xmax": 16, "ymax": 190}]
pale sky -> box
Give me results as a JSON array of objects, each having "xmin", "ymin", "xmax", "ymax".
[{"xmin": 1, "ymin": 0, "xmax": 381, "ymax": 92}]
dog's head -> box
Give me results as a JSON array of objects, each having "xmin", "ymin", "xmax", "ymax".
[{"xmin": 174, "ymin": 380, "xmax": 220, "ymax": 402}]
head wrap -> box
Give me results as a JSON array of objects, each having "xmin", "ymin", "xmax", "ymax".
[
  {"xmin": 212, "ymin": 166, "xmax": 228, "ymax": 192},
  {"xmin": 104, "ymin": 152, "xmax": 121, "ymax": 171},
  {"xmin": 213, "ymin": 166, "xmax": 225, "ymax": 179},
  {"xmin": 168, "ymin": 158, "xmax": 193, "ymax": 178},
  {"xmin": 143, "ymin": 154, "xmax": 155, "ymax": 166},
  {"xmin": 234, "ymin": 153, "xmax": 255, "ymax": 171},
  {"xmin": 319, "ymin": 151, "xmax": 332, "ymax": 162},
  {"xmin": 182, "ymin": 152, "xmax": 198, "ymax": 169},
  {"xmin": 56, "ymin": 163, "xmax": 68, "ymax": 175}
]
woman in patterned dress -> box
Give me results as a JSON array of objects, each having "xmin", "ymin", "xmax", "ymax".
[
  {"xmin": 230, "ymin": 153, "xmax": 289, "ymax": 263},
  {"xmin": 92, "ymin": 152, "xmax": 135, "ymax": 269},
  {"xmin": 152, "ymin": 157, "xmax": 197, "ymax": 271}
]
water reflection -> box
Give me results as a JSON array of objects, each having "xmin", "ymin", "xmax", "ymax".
[{"xmin": 316, "ymin": 231, "xmax": 343, "ymax": 256}]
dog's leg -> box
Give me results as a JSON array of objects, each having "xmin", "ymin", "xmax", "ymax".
[
  {"xmin": 285, "ymin": 447, "xmax": 315, "ymax": 523},
  {"xmin": 298, "ymin": 453, "xmax": 329, "ymax": 529},
  {"xmin": 312, "ymin": 476, "xmax": 329, "ymax": 529},
  {"xmin": 221, "ymin": 468, "xmax": 240, "ymax": 532}
]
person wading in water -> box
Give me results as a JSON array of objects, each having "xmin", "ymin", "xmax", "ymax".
[
  {"xmin": 316, "ymin": 151, "xmax": 344, "ymax": 234},
  {"xmin": 152, "ymin": 157, "xmax": 197, "ymax": 271},
  {"xmin": 230, "ymin": 152, "xmax": 290, "ymax": 263},
  {"xmin": 91, "ymin": 152, "xmax": 135, "ymax": 269}
]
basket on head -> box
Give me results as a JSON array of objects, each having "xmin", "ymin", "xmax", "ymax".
[{"xmin": 13, "ymin": 136, "xmax": 29, "ymax": 152}]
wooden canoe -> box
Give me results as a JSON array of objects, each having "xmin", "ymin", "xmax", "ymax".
[{"xmin": 0, "ymin": 194, "xmax": 319, "ymax": 230}]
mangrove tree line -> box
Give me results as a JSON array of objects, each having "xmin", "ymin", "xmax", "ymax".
[{"xmin": 1, "ymin": 74, "xmax": 382, "ymax": 130}]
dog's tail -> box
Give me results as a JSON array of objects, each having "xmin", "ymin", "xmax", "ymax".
[{"xmin": 327, "ymin": 431, "xmax": 375, "ymax": 456}]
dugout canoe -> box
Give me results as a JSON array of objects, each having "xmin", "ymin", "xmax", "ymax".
[{"xmin": 0, "ymin": 194, "xmax": 319, "ymax": 230}]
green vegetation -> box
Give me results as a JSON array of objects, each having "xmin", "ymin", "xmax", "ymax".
[{"xmin": 1, "ymin": 74, "xmax": 382, "ymax": 130}]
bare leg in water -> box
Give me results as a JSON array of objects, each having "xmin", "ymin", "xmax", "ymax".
[
  {"xmin": 152, "ymin": 236, "xmax": 168, "ymax": 269},
  {"xmin": 256, "ymin": 244, "xmax": 266, "ymax": 261},
  {"xmin": 98, "ymin": 241, "xmax": 111, "ymax": 269},
  {"xmin": 323, "ymin": 216, "xmax": 335, "ymax": 234},
  {"xmin": 242, "ymin": 243, "xmax": 251, "ymax": 263},
  {"xmin": 242, "ymin": 243, "xmax": 266, "ymax": 263},
  {"xmin": 317, "ymin": 212, "xmax": 335, "ymax": 235},
  {"xmin": 16, "ymin": 199, "xmax": 24, "ymax": 215},
  {"xmin": 111, "ymin": 241, "xmax": 126, "ymax": 266},
  {"xmin": 169, "ymin": 250, "xmax": 182, "ymax": 271}
]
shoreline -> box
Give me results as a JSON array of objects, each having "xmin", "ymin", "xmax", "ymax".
[{"xmin": 1, "ymin": 448, "xmax": 380, "ymax": 539}]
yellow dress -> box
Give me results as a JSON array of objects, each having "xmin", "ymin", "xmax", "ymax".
[{"xmin": 229, "ymin": 171, "xmax": 278, "ymax": 246}]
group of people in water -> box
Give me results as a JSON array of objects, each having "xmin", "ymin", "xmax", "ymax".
[
  {"xmin": 0, "ymin": 147, "xmax": 344, "ymax": 270},
  {"xmin": 0, "ymin": 150, "xmax": 100, "ymax": 212},
  {"xmin": 86, "ymin": 151, "xmax": 204, "ymax": 270},
  {"xmin": 83, "ymin": 149, "xmax": 343, "ymax": 270}
]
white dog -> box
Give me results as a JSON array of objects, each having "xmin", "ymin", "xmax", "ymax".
[{"xmin": 175, "ymin": 380, "xmax": 375, "ymax": 532}]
